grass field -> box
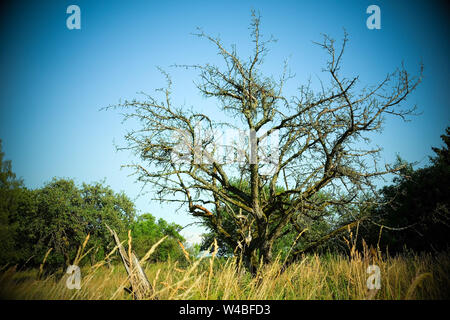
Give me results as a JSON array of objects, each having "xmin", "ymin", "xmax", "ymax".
[{"xmin": 1, "ymin": 244, "xmax": 449, "ymax": 300}]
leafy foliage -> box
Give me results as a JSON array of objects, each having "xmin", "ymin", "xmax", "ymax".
[
  {"xmin": 0, "ymin": 140, "xmax": 185, "ymax": 269},
  {"xmin": 0, "ymin": 140, "xmax": 24, "ymax": 265},
  {"xmin": 131, "ymin": 213, "xmax": 185, "ymax": 262},
  {"xmin": 360, "ymin": 128, "xmax": 450, "ymax": 253}
]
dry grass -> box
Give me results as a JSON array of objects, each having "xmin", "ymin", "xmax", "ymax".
[{"xmin": 1, "ymin": 236, "xmax": 449, "ymax": 300}]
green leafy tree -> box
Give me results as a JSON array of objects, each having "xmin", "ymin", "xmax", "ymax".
[
  {"xmin": 0, "ymin": 140, "xmax": 24, "ymax": 265},
  {"xmin": 80, "ymin": 181, "xmax": 136, "ymax": 263},
  {"xmin": 26, "ymin": 179, "xmax": 85, "ymax": 267},
  {"xmin": 131, "ymin": 213, "xmax": 185, "ymax": 262},
  {"xmin": 2, "ymin": 176, "xmax": 136, "ymax": 268},
  {"xmin": 361, "ymin": 128, "xmax": 450, "ymax": 253},
  {"xmin": 1, "ymin": 141, "xmax": 186, "ymax": 268}
]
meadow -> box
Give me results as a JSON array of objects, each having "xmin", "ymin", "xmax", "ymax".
[{"xmin": 1, "ymin": 241, "xmax": 449, "ymax": 300}]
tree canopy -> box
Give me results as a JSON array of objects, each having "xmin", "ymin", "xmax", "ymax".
[
  {"xmin": 359, "ymin": 128, "xmax": 450, "ymax": 253},
  {"xmin": 0, "ymin": 140, "xmax": 24, "ymax": 265},
  {"xmin": 0, "ymin": 141, "xmax": 185, "ymax": 269}
]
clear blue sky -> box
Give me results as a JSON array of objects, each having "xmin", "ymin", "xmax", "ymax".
[{"xmin": 1, "ymin": 0, "xmax": 449, "ymax": 245}]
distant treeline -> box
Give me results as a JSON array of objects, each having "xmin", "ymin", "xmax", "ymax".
[
  {"xmin": 356, "ymin": 128, "xmax": 450, "ymax": 254},
  {"xmin": 0, "ymin": 141, "xmax": 187, "ymax": 269}
]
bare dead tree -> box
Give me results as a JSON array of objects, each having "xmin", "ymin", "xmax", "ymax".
[{"xmin": 106, "ymin": 12, "xmax": 422, "ymax": 271}]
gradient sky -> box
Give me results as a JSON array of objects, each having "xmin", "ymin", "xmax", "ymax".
[{"xmin": 1, "ymin": 0, "xmax": 449, "ymax": 245}]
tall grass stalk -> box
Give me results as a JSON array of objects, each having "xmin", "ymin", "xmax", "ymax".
[{"xmin": 1, "ymin": 234, "xmax": 449, "ymax": 300}]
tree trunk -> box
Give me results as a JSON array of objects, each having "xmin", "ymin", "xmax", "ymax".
[{"xmin": 260, "ymin": 241, "xmax": 273, "ymax": 265}]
